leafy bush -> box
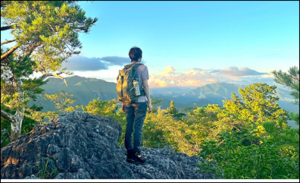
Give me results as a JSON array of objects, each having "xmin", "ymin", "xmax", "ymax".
[{"xmin": 199, "ymin": 128, "xmax": 299, "ymax": 179}]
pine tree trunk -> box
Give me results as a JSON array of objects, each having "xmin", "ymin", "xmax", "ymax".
[{"xmin": 10, "ymin": 109, "xmax": 24, "ymax": 141}]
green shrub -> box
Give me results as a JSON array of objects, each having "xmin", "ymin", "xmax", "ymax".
[{"xmin": 198, "ymin": 130, "xmax": 299, "ymax": 179}]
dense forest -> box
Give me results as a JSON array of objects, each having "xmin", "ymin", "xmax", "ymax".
[{"xmin": 1, "ymin": 1, "xmax": 299, "ymax": 179}]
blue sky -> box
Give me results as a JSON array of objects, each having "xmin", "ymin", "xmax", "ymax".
[
  {"xmin": 1, "ymin": 1, "xmax": 299, "ymax": 88},
  {"xmin": 77, "ymin": 1, "xmax": 298, "ymax": 71}
]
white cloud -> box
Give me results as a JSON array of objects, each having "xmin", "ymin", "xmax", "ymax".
[
  {"xmin": 211, "ymin": 67, "xmax": 267, "ymax": 76},
  {"xmin": 28, "ymin": 64, "xmax": 279, "ymax": 89},
  {"xmin": 148, "ymin": 66, "xmax": 276, "ymax": 88},
  {"xmin": 28, "ymin": 65, "xmax": 123, "ymax": 83},
  {"xmin": 70, "ymin": 65, "xmax": 123, "ymax": 82}
]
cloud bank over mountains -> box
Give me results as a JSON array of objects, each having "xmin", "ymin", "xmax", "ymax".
[
  {"xmin": 148, "ymin": 66, "xmax": 274, "ymax": 88},
  {"xmin": 210, "ymin": 67, "xmax": 267, "ymax": 77},
  {"xmin": 60, "ymin": 55, "xmax": 276, "ymax": 88}
]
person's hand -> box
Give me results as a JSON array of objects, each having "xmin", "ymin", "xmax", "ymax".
[
  {"xmin": 122, "ymin": 103, "xmax": 126, "ymax": 113},
  {"xmin": 148, "ymin": 103, "xmax": 152, "ymax": 113}
]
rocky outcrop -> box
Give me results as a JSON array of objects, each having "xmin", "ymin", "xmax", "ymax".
[{"xmin": 1, "ymin": 112, "xmax": 216, "ymax": 179}]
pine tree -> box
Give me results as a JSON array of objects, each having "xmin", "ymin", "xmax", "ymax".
[
  {"xmin": 166, "ymin": 101, "xmax": 177, "ymax": 114},
  {"xmin": 272, "ymin": 66, "xmax": 299, "ymax": 126},
  {"xmin": 165, "ymin": 100, "xmax": 186, "ymax": 119},
  {"xmin": 271, "ymin": 66, "xmax": 299, "ymax": 104},
  {"xmin": 223, "ymin": 83, "xmax": 288, "ymax": 125},
  {"xmin": 1, "ymin": 1, "xmax": 97, "ymax": 140},
  {"xmin": 44, "ymin": 91, "xmax": 82, "ymax": 114}
]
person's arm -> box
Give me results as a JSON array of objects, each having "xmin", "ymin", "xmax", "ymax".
[{"xmin": 143, "ymin": 79, "xmax": 152, "ymax": 113}]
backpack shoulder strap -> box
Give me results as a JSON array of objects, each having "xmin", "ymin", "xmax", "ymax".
[
  {"xmin": 132, "ymin": 63, "xmax": 143, "ymax": 80},
  {"xmin": 135, "ymin": 63, "xmax": 144, "ymax": 67}
]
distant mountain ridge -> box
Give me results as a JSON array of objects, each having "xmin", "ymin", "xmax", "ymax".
[
  {"xmin": 29, "ymin": 76, "xmax": 299, "ymax": 113},
  {"xmin": 29, "ymin": 76, "xmax": 117, "ymax": 112},
  {"xmin": 152, "ymin": 82, "xmax": 298, "ymax": 112}
]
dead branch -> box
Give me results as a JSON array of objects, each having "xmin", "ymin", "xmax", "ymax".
[
  {"xmin": 1, "ymin": 43, "xmax": 20, "ymax": 60},
  {"xmin": 39, "ymin": 71, "xmax": 68, "ymax": 86},
  {"xmin": 1, "ymin": 109, "xmax": 15, "ymax": 123},
  {"xmin": 1, "ymin": 39, "xmax": 16, "ymax": 45}
]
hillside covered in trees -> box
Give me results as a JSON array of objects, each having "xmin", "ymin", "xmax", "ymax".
[{"xmin": 27, "ymin": 76, "xmax": 299, "ymax": 113}]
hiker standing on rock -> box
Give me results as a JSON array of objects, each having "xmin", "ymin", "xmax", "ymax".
[{"xmin": 116, "ymin": 47, "xmax": 152, "ymax": 165}]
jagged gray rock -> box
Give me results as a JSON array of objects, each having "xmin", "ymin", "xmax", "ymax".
[{"xmin": 1, "ymin": 112, "xmax": 216, "ymax": 179}]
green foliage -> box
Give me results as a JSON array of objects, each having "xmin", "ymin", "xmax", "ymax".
[
  {"xmin": 290, "ymin": 112, "xmax": 299, "ymax": 126},
  {"xmin": 44, "ymin": 90, "xmax": 82, "ymax": 114},
  {"xmin": 24, "ymin": 108, "xmax": 59, "ymax": 124},
  {"xmin": 1, "ymin": 1, "xmax": 97, "ymax": 141},
  {"xmin": 199, "ymin": 127, "xmax": 299, "ymax": 179},
  {"xmin": 142, "ymin": 101, "xmax": 200, "ymax": 155},
  {"xmin": 194, "ymin": 83, "xmax": 298, "ymax": 179},
  {"xmin": 143, "ymin": 110, "xmax": 194, "ymax": 154},
  {"xmin": 272, "ymin": 66, "xmax": 299, "ymax": 127},
  {"xmin": 1, "ymin": 1, "xmax": 97, "ymax": 69},
  {"xmin": 223, "ymin": 83, "xmax": 288, "ymax": 125},
  {"xmin": 22, "ymin": 90, "xmax": 82, "ymax": 124},
  {"xmin": 1, "ymin": 51, "xmax": 46, "ymax": 111},
  {"xmin": 165, "ymin": 100, "xmax": 186, "ymax": 119},
  {"xmin": 272, "ymin": 66, "xmax": 299, "ymax": 104},
  {"xmin": 82, "ymin": 98, "xmax": 118, "ymax": 117}
]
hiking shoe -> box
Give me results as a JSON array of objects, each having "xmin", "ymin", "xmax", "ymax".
[
  {"xmin": 127, "ymin": 150, "xmax": 148, "ymax": 165},
  {"xmin": 126, "ymin": 149, "xmax": 135, "ymax": 163},
  {"xmin": 133, "ymin": 151, "xmax": 148, "ymax": 165}
]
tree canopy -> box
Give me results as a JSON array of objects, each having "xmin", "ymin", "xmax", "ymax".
[{"xmin": 1, "ymin": 1, "xmax": 97, "ymax": 140}]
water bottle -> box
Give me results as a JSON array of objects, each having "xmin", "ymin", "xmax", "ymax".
[{"xmin": 133, "ymin": 80, "xmax": 140, "ymax": 96}]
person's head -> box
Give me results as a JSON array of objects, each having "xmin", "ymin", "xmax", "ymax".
[{"xmin": 129, "ymin": 47, "xmax": 142, "ymax": 62}]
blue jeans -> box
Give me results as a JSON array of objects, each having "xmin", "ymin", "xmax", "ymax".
[{"xmin": 124, "ymin": 102, "xmax": 147, "ymax": 153}]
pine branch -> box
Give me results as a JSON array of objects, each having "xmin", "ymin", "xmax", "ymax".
[
  {"xmin": 272, "ymin": 70, "xmax": 294, "ymax": 88},
  {"xmin": 23, "ymin": 42, "xmax": 43, "ymax": 58},
  {"xmin": 1, "ymin": 25, "xmax": 14, "ymax": 31},
  {"xmin": 52, "ymin": 73, "xmax": 69, "ymax": 86},
  {"xmin": 1, "ymin": 109, "xmax": 15, "ymax": 123},
  {"xmin": 217, "ymin": 139, "xmax": 225, "ymax": 147},
  {"xmin": 1, "ymin": 43, "xmax": 21, "ymax": 61},
  {"xmin": 291, "ymin": 75, "xmax": 300, "ymax": 83},
  {"xmin": 1, "ymin": 39, "xmax": 16, "ymax": 45},
  {"xmin": 1, "ymin": 42, "xmax": 41, "ymax": 65},
  {"xmin": 39, "ymin": 72, "xmax": 69, "ymax": 86},
  {"xmin": 47, "ymin": 23, "xmax": 56, "ymax": 33}
]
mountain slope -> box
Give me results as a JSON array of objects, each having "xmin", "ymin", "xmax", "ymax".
[
  {"xmin": 29, "ymin": 76, "xmax": 118, "ymax": 112},
  {"xmin": 29, "ymin": 76, "xmax": 298, "ymax": 113},
  {"xmin": 152, "ymin": 82, "xmax": 298, "ymax": 112},
  {"xmin": 152, "ymin": 97, "xmax": 213, "ymax": 110}
]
